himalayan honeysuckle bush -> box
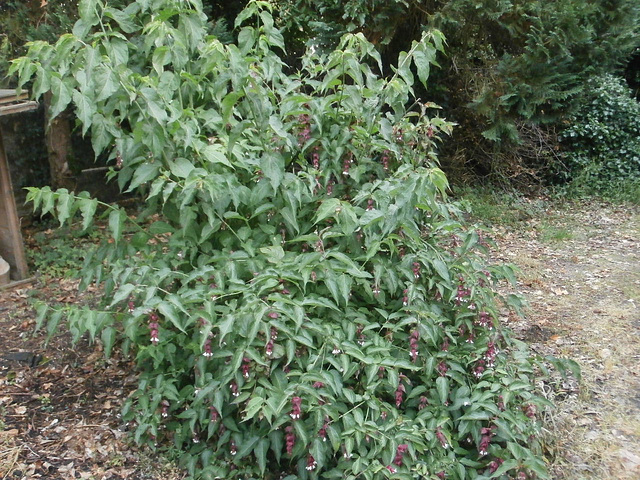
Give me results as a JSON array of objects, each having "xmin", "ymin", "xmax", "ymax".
[{"xmin": 12, "ymin": 1, "xmax": 552, "ymax": 478}]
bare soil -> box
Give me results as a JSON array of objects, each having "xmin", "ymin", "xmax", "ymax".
[
  {"xmin": 0, "ymin": 198, "xmax": 638, "ymax": 479},
  {"xmin": 0, "ymin": 230, "xmax": 183, "ymax": 479},
  {"xmin": 491, "ymin": 199, "xmax": 640, "ymax": 479}
]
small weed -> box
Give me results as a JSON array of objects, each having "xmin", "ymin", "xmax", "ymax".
[
  {"xmin": 539, "ymin": 223, "xmax": 573, "ymax": 242},
  {"xmin": 27, "ymin": 224, "xmax": 99, "ymax": 279}
]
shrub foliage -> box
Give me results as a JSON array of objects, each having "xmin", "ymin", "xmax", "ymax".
[
  {"xmin": 560, "ymin": 74, "xmax": 640, "ymax": 187},
  {"xmin": 13, "ymin": 0, "xmax": 550, "ymax": 478}
]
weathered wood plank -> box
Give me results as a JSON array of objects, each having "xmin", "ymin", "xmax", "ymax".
[
  {"xmin": 0, "ymin": 89, "xmax": 29, "ymax": 104},
  {"xmin": 0, "ymin": 101, "xmax": 39, "ymax": 115}
]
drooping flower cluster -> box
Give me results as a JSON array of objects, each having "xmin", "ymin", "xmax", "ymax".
[
  {"xmin": 409, "ymin": 329, "xmax": 420, "ymax": 362},
  {"xmin": 285, "ymin": 425, "xmax": 296, "ymax": 455},
  {"xmin": 297, "ymin": 114, "xmax": 311, "ymax": 145},
  {"xmin": 148, "ymin": 313, "xmax": 159, "ymax": 344},
  {"xmin": 380, "ymin": 150, "xmax": 390, "ymax": 171},
  {"xmin": 478, "ymin": 425, "xmax": 496, "ymax": 456},
  {"xmin": 209, "ymin": 406, "xmax": 219, "ymax": 422},
  {"xmin": 455, "ymin": 279, "xmax": 471, "ymax": 305},
  {"xmin": 290, "ymin": 396, "xmax": 302, "ymax": 419},
  {"xmin": 318, "ymin": 417, "xmax": 329, "ymax": 441},
  {"xmin": 412, "ymin": 262, "xmax": 421, "ymax": 279},
  {"xmin": 436, "ymin": 427, "xmax": 449, "ymax": 448},
  {"xmin": 477, "ymin": 311, "xmax": 493, "ymax": 328},
  {"xmin": 160, "ymin": 399, "xmax": 170, "ymax": 418},
  {"xmin": 488, "ymin": 458, "xmax": 504, "ymax": 474},
  {"xmin": 393, "ymin": 444, "xmax": 409, "ymax": 466},
  {"xmin": 241, "ymin": 357, "xmax": 251, "ymax": 379},
  {"xmin": 356, "ymin": 324, "xmax": 366, "ymax": 345},
  {"xmin": 395, "ymin": 382, "xmax": 405, "ymax": 407},
  {"xmin": 306, "ymin": 455, "xmax": 317, "ymax": 471},
  {"xmin": 203, "ymin": 336, "xmax": 213, "ymax": 357},
  {"xmin": 342, "ymin": 152, "xmax": 353, "ymax": 176},
  {"xmin": 230, "ymin": 380, "xmax": 239, "ymax": 397},
  {"xmin": 485, "ymin": 341, "xmax": 498, "ymax": 367},
  {"xmin": 266, "ymin": 326, "xmax": 278, "ymax": 357}
]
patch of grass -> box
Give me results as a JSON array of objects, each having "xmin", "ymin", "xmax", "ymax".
[
  {"xmin": 539, "ymin": 223, "xmax": 573, "ymax": 242},
  {"xmin": 554, "ymin": 171, "xmax": 640, "ymax": 205},
  {"xmin": 454, "ymin": 187, "xmax": 547, "ymax": 227}
]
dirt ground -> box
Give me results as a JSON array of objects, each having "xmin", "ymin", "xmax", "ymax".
[
  {"xmin": 491, "ymin": 199, "xmax": 640, "ymax": 479},
  {"xmin": 0, "ymin": 198, "xmax": 638, "ymax": 479},
  {"xmin": 0, "ymin": 232, "xmax": 183, "ymax": 479}
]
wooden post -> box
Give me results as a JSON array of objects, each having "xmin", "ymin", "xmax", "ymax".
[
  {"xmin": 0, "ymin": 130, "xmax": 29, "ymax": 280},
  {"xmin": 0, "ymin": 89, "xmax": 38, "ymax": 283}
]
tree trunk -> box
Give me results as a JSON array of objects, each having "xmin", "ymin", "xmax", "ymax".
[{"xmin": 43, "ymin": 91, "xmax": 74, "ymax": 190}]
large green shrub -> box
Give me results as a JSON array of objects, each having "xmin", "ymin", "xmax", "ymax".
[
  {"xmin": 12, "ymin": 0, "xmax": 552, "ymax": 478},
  {"xmin": 559, "ymin": 74, "xmax": 640, "ymax": 193}
]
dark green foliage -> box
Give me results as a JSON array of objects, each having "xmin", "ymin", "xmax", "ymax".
[
  {"xmin": 558, "ymin": 74, "xmax": 640, "ymax": 200},
  {"xmin": 276, "ymin": 0, "xmax": 640, "ymax": 181}
]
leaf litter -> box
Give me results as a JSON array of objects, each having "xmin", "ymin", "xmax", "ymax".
[{"xmin": 488, "ymin": 198, "xmax": 640, "ymax": 479}]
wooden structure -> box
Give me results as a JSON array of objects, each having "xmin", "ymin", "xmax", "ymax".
[{"xmin": 0, "ymin": 89, "xmax": 38, "ymax": 285}]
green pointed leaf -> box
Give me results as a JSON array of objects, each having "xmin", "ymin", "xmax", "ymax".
[
  {"xmin": 202, "ymin": 144, "xmax": 233, "ymax": 168},
  {"xmin": 314, "ymin": 198, "xmax": 341, "ymax": 224},
  {"xmin": 108, "ymin": 208, "xmax": 125, "ymax": 242},
  {"xmin": 243, "ymin": 396, "xmax": 264, "ymax": 422},
  {"xmin": 55, "ymin": 189, "xmax": 74, "ymax": 226},
  {"xmin": 72, "ymin": 90, "xmax": 95, "ymax": 135},
  {"xmin": 157, "ymin": 301, "xmax": 186, "ymax": 333},
  {"xmin": 79, "ymin": 197, "xmax": 98, "ymax": 230},
  {"xmin": 255, "ymin": 438, "xmax": 269, "ymax": 476},
  {"xmin": 49, "ymin": 75, "xmax": 73, "ymax": 119},
  {"xmin": 169, "ymin": 158, "xmax": 195, "ymax": 179},
  {"xmin": 436, "ymin": 376, "xmax": 449, "ymax": 404},
  {"xmin": 94, "ymin": 65, "xmax": 119, "ymax": 102},
  {"xmin": 101, "ymin": 326, "xmax": 116, "ymax": 357},
  {"xmin": 128, "ymin": 162, "xmax": 160, "ymax": 190}
]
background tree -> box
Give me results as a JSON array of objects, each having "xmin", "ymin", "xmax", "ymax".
[
  {"xmin": 275, "ymin": 0, "xmax": 640, "ymax": 184},
  {"xmin": 1, "ymin": 0, "xmax": 79, "ymax": 189}
]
